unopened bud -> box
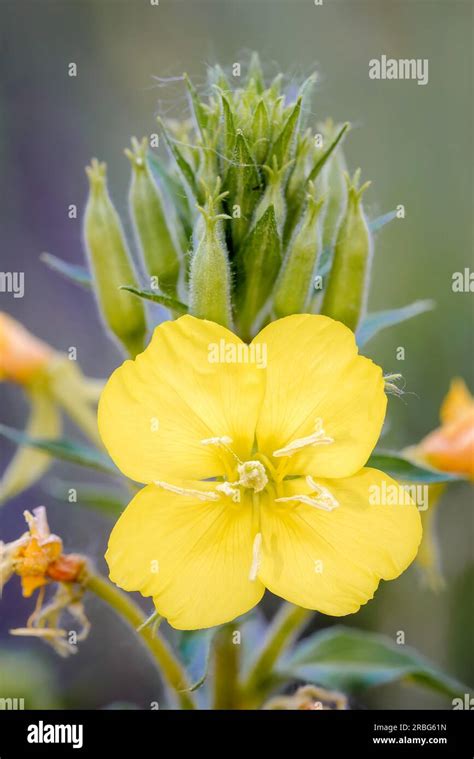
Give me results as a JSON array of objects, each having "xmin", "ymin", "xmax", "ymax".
[
  {"xmin": 125, "ymin": 137, "xmax": 181, "ymax": 296},
  {"xmin": 189, "ymin": 182, "xmax": 233, "ymax": 328},
  {"xmin": 84, "ymin": 159, "xmax": 147, "ymax": 357},
  {"xmin": 321, "ymin": 170, "xmax": 372, "ymax": 331},
  {"xmin": 273, "ymin": 184, "xmax": 324, "ymax": 317}
]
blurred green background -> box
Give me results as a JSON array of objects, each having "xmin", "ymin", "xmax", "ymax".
[{"xmin": 0, "ymin": 0, "xmax": 472, "ymax": 709}]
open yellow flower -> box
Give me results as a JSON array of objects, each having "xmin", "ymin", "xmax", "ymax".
[{"xmin": 99, "ymin": 314, "xmax": 422, "ymax": 629}]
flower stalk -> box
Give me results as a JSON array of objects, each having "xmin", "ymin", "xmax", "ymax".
[
  {"xmin": 241, "ymin": 603, "xmax": 312, "ymax": 706},
  {"xmin": 84, "ymin": 571, "xmax": 196, "ymax": 710}
]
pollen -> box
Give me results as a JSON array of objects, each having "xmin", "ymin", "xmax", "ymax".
[{"xmin": 237, "ymin": 461, "xmax": 268, "ymax": 493}]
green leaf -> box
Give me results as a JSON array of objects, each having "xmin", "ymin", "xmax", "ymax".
[
  {"xmin": 43, "ymin": 479, "xmax": 126, "ymax": 515},
  {"xmin": 308, "ymin": 121, "xmax": 349, "ymax": 183},
  {"xmin": 280, "ymin": 626, "xmax": 469, "ymax": 698},
  {"xmin": 120, "ymin": 286, "xmax": 188, "ymax": 314},
  {"xmin": 367, "ymin": 449, "xmax": 463, "ymax": 483},
  {"xmin": 0, "ymin": 424, "xmax": 116, "ymax": 475},
  {"xmin": 40, "ymin": 252, "xmax": 91, "ymax": 288},
  {"xmin": 357, "ymin": 300, "xmax": 434, "ymax": 347},
  {"xmin": 370, "ymin": 209, "xmax": 397, "ymax": 233}
]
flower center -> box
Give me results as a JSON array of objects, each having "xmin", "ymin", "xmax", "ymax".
[{"xmin": 237, "ymin": 460, "xmax": 268, "ymax": 493}]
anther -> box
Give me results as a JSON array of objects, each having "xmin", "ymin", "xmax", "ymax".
[
  {"xmin": 154, "ymin": 481, "xmax": 220, "ymax": 501},
  {"xmin": 249, "ymin": 532, "xmax": 262, "ymax": 581},
  {"xmin": 273, "ymin": 418, "xmax": 334, "ymax": 458}
]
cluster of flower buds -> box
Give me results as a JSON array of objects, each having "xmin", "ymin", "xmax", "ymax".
[{"xmin": 83, "ymin": 54, "xmax": 375, "ymax": 344}]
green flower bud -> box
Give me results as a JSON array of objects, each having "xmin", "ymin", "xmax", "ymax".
[
  {"xmin": 224, "ymin": 130, "xmax": 261, "ymax": 252},
  {"xmin": 321, "ymin": 169, "xmax": 372, "ymax": 331},
  {"xmin": 84, "ymin": 159, "xmax": 147, "ymax": 357},
  {"xmin": 247, "ymin": 52, "xmax": 265, "ymax": 94},
  {"xmin": 189, "ymin": 182, "xmax": 233, "ymax": 328},
  {"xmin": 272, "ymin": 183, "xmax": 324, "ymax": 318},
  {"xmin": 321, "ymin": 121, "xmax": 349, "ymax": 253},
  {"xmin": 251, "ymin": 99, "xmax": 270, "ymax": 166},
  {"xmin": 252, "ymin": 156, "xmax": 290, "ymax": 236},
  {"xmin": 236, "ymin": 205, "xmax": 282, "ymax": 340},
  {"xmin": 125, "ymin": 138, "xmax": 181, "ymax": 296}
]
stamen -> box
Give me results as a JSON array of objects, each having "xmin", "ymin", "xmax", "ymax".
[
  {"xmin": 201, "ymin": 436, "xmax": 233, "ymax": 446},
  {"xmin": 215, "ymin": 482, "xmax": 241, "ymax": 502},
  {"xmin": 273, "ymin": 418, "xmax": 334, "ymax": 458},
  {"xmin": 275, "ymin": 477, "xmax": 339, "ymax": 512},
  {"xmin": 249, "ymin": 532, "xmax": 262, "ymax": 581},
  {"xmin": 154, "ymin": 481, "xmax": 220, "ymax": 501}
]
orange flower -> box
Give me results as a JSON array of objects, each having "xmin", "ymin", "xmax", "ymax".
[
  {"xmin": 418, "ymin": 379, "xmax": 474, "ymax": 479},
  {"xmin": 0, "ymin": 313, "xmax": 54, "ymax": 385}
]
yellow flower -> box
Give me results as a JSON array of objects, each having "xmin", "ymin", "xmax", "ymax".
[{"xmin": 99, "ymin": 315, "xmax": 422, "ymax": 630}]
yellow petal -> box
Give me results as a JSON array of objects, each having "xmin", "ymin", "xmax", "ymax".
[
  {"xmin": 253, "ymin": 315, "xmax": 386, "ymax": 478},
  {"xmin": 106, "ymin": 483, "xmax": 264, "ymax": 629},
  {"xmin": 440, "ymin": 378, "xmax": 473, "ymax": 425},
  {"xmin": 0, "ymin": 387, "xmax": 61, "ymax": 506},
  {"xmin": 98, "ymin": 315, "xmax": 265, "ymax": 483},
  {"xmin": 259, "ymin": 468, "xmax": 422, "ymax": 615}
]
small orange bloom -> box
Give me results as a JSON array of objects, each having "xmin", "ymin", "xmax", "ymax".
[
  {"xmin": 419, "ymin": 379, "xmax": 474, "ymax": 479},
  {"xmin": 1, "ymin": 507, "xmax": 85, "ymax": 597},
  {"xmin": 0, "ymin": 312, "xmax": 54, "ymax": 385}
]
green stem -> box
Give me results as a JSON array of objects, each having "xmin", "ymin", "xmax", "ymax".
[
  {"xmin": 212, "ymin": 624, "xmax": 240, "ymax": 709},
  {"xmin": 85, "ymin": 571, "xmax": 195, "ymax": 709},
  {"xmin": 242, "ymin": 603, "xmax": 312, "ymax": 706}
]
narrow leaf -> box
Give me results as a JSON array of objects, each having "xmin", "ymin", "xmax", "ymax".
[
  {"xmin": 120, "ymin": 286, "xmax": 188, "ymax": 315},
  {"xmin": 0, "ymin": 424, "xmax": 116, "ymax": 474},
  {"xmin": 369, "ymin": 209, "xmax": 397, "ymax": 233},
  {"xmin": 357, "ymin": 300, "xmax": 434, "ymax": 347},
  {"xmin": 308, "ymin": 122, "xmax": 350, "ymax": 183},
  {"xmin": 367, "ymin": 450, "xmax": 463, "ymax": 483},
  {"xmin": 41, "ymin": 253, "xmax": 91, "ymax": 289}
]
